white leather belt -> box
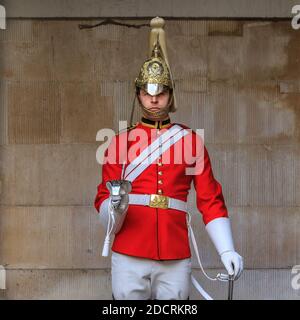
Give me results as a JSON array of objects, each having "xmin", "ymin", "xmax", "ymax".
[{"xmin": 128, "ymin": 193, "xmax": 188, "ymax": 213}]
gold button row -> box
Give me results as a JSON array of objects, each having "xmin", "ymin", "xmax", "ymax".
[{"xmin": 157, "ymin": 154, "xmax": 163, "ymax": 193}]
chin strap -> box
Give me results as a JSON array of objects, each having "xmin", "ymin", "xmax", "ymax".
[
  {"xmin": 129, "ymin": 95, "xmax": 137, "ymax": 127},
  {"xmin": 139, "ymin": 100, "xmax": 170, "ymax": 120}
]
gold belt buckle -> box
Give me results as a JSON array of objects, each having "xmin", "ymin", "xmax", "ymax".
[{"xmin": 149, "ymin": 194, "xmax": 169, "ymax": 209}]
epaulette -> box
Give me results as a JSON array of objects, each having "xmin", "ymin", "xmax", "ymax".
[{"xmin": 118, "ymin": 122, "xmax": 138, "ymax": 134}]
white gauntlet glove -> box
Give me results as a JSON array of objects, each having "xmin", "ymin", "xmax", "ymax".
[
  {"xmin": 101, "ymin": 180, "xmax": 131, "ymax": 231},
  {"xmin": 220, "ymin": 251, "xmax": 243, "ymax": 280},
  {"xmin": 206, "ymin": 217, "xmax": 243, "ymax": 280},
  {"xmin": 107, "ymin": 182, "xmax": 129, "ymax": 209},
  {"xmin": 106, "ymin": 180, "xmax": 131, "ymax": 233}
]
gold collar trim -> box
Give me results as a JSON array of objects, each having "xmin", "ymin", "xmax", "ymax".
[{"xmin": 141, "ymin": 116, "xmax": 171, "ymax": 129}]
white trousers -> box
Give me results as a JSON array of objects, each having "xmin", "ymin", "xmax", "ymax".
[{"xmin": 111, "ymin": 252, "xmax": 192, "ymax": 300}]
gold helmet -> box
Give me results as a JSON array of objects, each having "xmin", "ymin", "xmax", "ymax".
[
  {"xmin": 131, "ymin": 17, "xmax": 177, "ymax": 124},
  {"xmin": 135, "ymin": 41, "xmax": 173, "ymax": 96}
]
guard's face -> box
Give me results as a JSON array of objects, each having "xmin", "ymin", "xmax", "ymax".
[{"xmin": 138, "ymin": 89, "xmax": 170, "ymax": 114}]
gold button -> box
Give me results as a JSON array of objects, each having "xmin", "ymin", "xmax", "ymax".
[
  {"xmin": 158, "ymin": 179, "xmax": 163, "ymax": 184},
  {"xmin": 158, "ymin": 161, "xmax": 163, "ymax": 166},
  {"xmin": 158, "ymin": 171, "xmax": 163, "ymax": 175},
  {"xmin": 158, "ymin": 189, "xmax": 163, "ymax": 194}
]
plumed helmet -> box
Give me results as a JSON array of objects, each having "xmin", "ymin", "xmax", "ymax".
[{"xmin": 134, "ymin": 17, "xmax": 177, "ymax": 113}]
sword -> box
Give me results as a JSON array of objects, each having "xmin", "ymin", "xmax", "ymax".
[
  {"xmin": 227, "ymin": 274, "xmax": 234, "ymax": 300},
  {"xmin": 217, "ymin": 273, "xmax": 235, "ymax": 300}
]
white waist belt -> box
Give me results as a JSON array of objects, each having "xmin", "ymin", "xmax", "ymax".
[{"xmin": 128, "ymin": 193, "xmax": 188, "ymax": 213}]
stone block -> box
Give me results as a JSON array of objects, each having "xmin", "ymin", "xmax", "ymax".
[
  {"xmin": 94, "ymin": 39, "xmax": 147, "ymax": 82},
  {"xmin": 205, "ymin": 144, "xmax": 299, "ymax": 207},
  {"xmin": 172, "ymin": 81, "xmax": 298, "ymax": 145},
  {"xmin": 208, "ymin": 82, "xmax": 296, "ymax": 144},
  {"xmin": 61, "ymin": 82, "xmax": 114, "ymax": 143},
  {"xmin": 0, "ymin": 206, "xmax": 108, "ymax": 269},
  {"xmin": 169, "ymin": 34, "xmax": 208, "ymax": 79},
  {"xmin": 0, "ymin": 269, "xmax": 111, "ymax": 300},
  {"xmin": 0, "ymin": 20, "xmax": 51, "ymax": 42},
  {"xmin": 208, "ymin": 21, "xmax": 292, "ymax": 82},
  {"xmin": 51, "ymin": 21, "xmax": 96, "ymax": 82},
  {"xmin": 0, "ymin": 40, "xmax": 54, "ymax": 81},
  {"xmin": 190, "ymin": 268, "xmax": 299, "ymax": 300},
  {"xmin": 0, "ymin": 144, "xmax": 102, "ymax": 206},
  {"xmin": 7, "ymin": 81, "xmax": 60, "ymax": 144},
  {"xmin": 187, "ymin": 203, "xmax": 299, "ymax": 268}
]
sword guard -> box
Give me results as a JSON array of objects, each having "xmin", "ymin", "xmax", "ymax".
[
  {"xmin": 217, "ymin": 273, "xmax": 235, "ymax": 282},
  {"xmin": 217, "ymin": 273, "xmax": 231, "ymax": 281}
]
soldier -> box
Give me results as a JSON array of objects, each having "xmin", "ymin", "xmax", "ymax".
[{"xmin": 94, "ymin": 17, "xmax": 243, "ymax": 300}]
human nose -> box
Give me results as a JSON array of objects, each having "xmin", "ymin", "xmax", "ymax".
[{"xmin": 151, "ymin": 95, "xmax": 158, "ymax": 103}]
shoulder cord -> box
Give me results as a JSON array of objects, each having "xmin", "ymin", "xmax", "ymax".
[{"xmin": 187, "ymin": 211, "xmax": 230, "ymax": 282}]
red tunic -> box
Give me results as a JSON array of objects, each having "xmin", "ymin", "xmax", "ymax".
[{"xmin": 94, "ymin": 118, "xmax": 228, "ymax": 260}]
